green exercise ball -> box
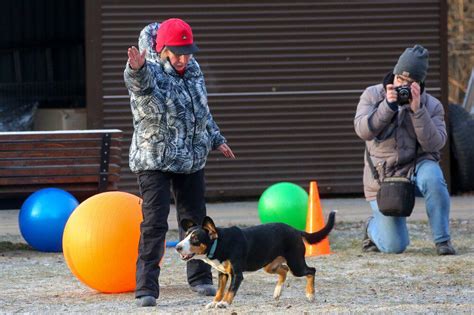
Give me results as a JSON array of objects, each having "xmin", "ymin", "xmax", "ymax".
[{"xmin": 258, "ymin": 182, "xmax": 308, "ymax": 230}]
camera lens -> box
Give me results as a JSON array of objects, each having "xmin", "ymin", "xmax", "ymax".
[
  {"xmin": 399, "ymin": 89, "xmax": 409, "ymax": 98},
  {"xmin": 396, "ymin": 86, "xmax": 411, "ymax": 105}
]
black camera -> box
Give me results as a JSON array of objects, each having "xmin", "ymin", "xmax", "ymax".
[{"xmin": 395, "ymin": 85, "xmax": 412, "ymax": 105}]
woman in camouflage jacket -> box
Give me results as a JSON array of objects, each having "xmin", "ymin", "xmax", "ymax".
[{"xmin": 124, "ymin": 19, "xmax": 234, "ymax": 307}]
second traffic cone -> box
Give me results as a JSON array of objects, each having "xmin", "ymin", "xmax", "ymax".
[{"xmin": 305, "ymin": 181, "xmax": 331, "ymax": 257}]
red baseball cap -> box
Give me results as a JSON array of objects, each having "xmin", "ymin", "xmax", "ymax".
[{"xmin": 155, "ymin": 18, "xmax": 199, "ymax": 55}]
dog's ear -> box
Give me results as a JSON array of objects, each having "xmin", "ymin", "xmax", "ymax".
[
  {"xmin": 181, "ymin": 218, "xmax": 197, "ymax": 232},
  {"xmin": 202, "ymin": 216, "xmax": 218, "ymax": 240}
]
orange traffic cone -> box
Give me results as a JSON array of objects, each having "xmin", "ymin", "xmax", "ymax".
[{"xmin": 305, "ymin": 181, "xmax": 331, "ymax": 256}]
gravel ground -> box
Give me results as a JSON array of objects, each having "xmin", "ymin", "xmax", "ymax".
[{"xmin": 0, "ymin": 220, "xmax": 473, "ymax": 314}]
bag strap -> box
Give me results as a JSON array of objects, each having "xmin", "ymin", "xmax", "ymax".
[
  {"xmin": 365, "ymin": 142, "xmax": 418, "ymax": 184},
  {"xmin": 365, "ymin": 146, "xmax": 381, "ymax": 185},
  {"xmin": 412, "ymin": 142, "xmax": 418, "ymax": 180}
]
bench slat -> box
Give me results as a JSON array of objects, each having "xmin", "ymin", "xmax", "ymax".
[
  {"xmin": 0, "ymin": 174, "xmax": 120, "ymax": 185},
  {"xmin": 0, "ymin": 140, "xmax": 121, "ymax": 151},
  {"xmin": 0, "ymin": 183, "xmax": 119, "ymax": 200},
  {"xmin": 0, "ymin": 157, "xmax": 122, "ymax": 167},
  {"xmin": 0, "ymin": 147, "xmax": 121, "ymax": 158},
  {"xmin": 0, "ymin": 164, "xmax": 121, "ymax": 177},
  {"xmin": 0, "ymin": 130, "xmax": 122, "ymax": 140},
  {"xmin": 0, "ymin": 184, "xmax": 115, "ymax": 193}
]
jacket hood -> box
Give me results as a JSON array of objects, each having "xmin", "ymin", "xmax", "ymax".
[{"xmin": 138, "ymin": 22, "xmax": 161, "ymax": 63}]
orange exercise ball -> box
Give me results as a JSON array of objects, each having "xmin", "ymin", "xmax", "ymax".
[{"xmin": 62, "ymin": 191, "xmax": 143, "ymax": 293}]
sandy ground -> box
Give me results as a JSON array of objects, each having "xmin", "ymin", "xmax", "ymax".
[{"xmin": 0, "ymin": 219, "xmax": 473, "ymax": 314}]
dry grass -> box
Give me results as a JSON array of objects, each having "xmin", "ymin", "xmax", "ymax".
[
  {"xmin": 0, "ymin": 220, "xmax": 472, "ymax": 314},
  {"xmin": 0, "ymin": 241, "xmax": 32, "ymax": 252}
]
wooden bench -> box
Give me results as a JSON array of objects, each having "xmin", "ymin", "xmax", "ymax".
[{"xmin": 0, "ymin": 129, "xmax": 123, "ymax": 203}]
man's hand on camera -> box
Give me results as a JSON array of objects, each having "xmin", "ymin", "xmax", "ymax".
[
  {"xmin": 386, "ymin": 84, "xmax": 398, "ymax": 104},
  {"xmin": 128, "ymin": 46, "xmax": 146, "ymax": 70},
  {"xmin": 409, "ymin": 82, "xmax": 421, "ymax": 112}
]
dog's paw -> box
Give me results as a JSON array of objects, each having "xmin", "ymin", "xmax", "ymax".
[
  {"xmin": 306, "ymin": 293, "xmax": 315, "ymax": 302},
  {"xmin": 273, "ymin": 284, "xmax": 283, "ymax": 300},
  {"xmin": 216, "ymin": 301, "xmax": 229, "ymax": 308},
  {"xmin": 205, "ymin": 302, "xmax": 217, "ymax": 309}
]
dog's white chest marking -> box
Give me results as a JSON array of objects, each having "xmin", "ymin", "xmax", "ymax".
[{"xmin": 202, "ymin": 257, "xmax": 228, "ymax": 274}]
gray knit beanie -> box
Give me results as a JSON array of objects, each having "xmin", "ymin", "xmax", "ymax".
[{"xmin": 393, "ymin": 44, "xmax": 429, "ymax": 82}]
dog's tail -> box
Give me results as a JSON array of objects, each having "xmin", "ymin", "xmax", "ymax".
[{"xmin": 301, "ymin": 210, "xmax": 336, "ymax": 244}]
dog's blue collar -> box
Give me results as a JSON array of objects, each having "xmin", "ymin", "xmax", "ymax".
[{"xmin": 207, "ymin": 239, "xmax": 218, "ymax": 259}]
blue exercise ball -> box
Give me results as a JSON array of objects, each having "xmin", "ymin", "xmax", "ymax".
[{"xmin": 19, "ymin": 188, "xmax": 79, "ymax": 252}]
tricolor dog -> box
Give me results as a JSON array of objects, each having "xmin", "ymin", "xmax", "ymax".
[{"xmin": 176, "ymin": 211, "xmax": 336, "ymax": 308}]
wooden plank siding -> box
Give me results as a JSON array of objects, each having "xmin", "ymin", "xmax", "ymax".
[{"xmin": 87, "ymin": 0, "xmax": 448, "ymax": 198}]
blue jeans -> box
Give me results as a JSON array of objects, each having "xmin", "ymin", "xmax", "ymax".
[{"xmin": 367, "ymin": 159, "xmax": 451, "ymax": 253}]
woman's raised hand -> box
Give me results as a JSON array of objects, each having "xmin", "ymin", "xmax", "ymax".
[{"xmin": 128, "ymin": 46, "xmax": 146, "ymax": 70}]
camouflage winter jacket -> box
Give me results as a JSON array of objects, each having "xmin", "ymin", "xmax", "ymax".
[{"xmin": 124, "ymin": 23, "xmax": 226, "ymax": 173}]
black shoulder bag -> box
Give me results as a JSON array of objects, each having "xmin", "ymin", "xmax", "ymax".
[{"xmin": 365, "ymin": 147, "xmax": 416, "ymax": 217}]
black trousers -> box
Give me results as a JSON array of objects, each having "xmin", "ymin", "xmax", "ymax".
[{"xmin": 135, "ymin": 169, "xmax": 212, "ymax": 299}]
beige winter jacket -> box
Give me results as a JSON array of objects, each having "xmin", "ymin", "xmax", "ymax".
[{"xmin": 354, "ymin": 83, "xmax": 447, "ymax": 200}]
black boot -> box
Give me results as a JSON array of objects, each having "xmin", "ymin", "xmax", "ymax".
[
  {"xmin": 362, "ymin": 217, "xmax": 379, "ymax": 253},
  {"xmin": 436, "ymin": 240, "xmax": 456, "ymax": 255},
  {"xmin": 190, "ymin": 284, "xmax": 216, "ymax": 296},
  {"xmin": 136, "ymin": 295, "xmax": 156, "ymax": 307}
]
